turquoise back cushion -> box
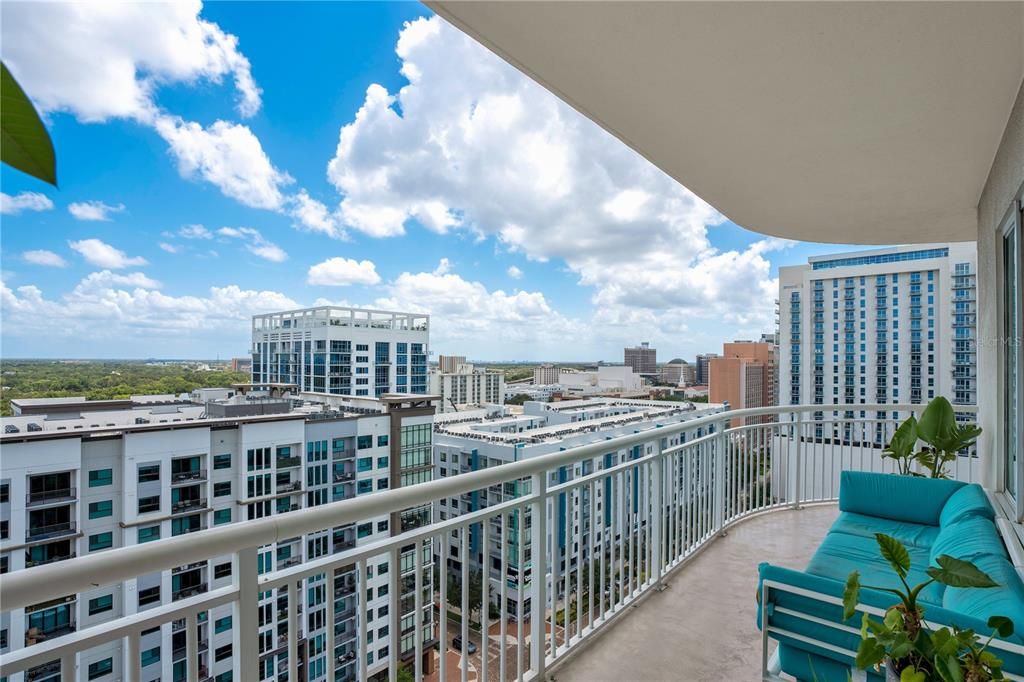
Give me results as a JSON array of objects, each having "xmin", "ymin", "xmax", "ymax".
[
  {"xmin": 939, "ymin": 483, "xmax": 995, "ymax": 527},
  {"xmin": 838, "ymin": 471, "xmax": 963, "ymax": 525},
  {"xmin": 942, "ymin": 553, "xmax": 1024, "ymax": 636},
  {"xmin": 930, "ymin": 516, "xmax": 1008, "ymax": 563}
]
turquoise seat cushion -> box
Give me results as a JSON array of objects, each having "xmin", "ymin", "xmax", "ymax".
[
  {"xmin": 806, "ymin": 531, "xmax": 944, "ymax": 605},
  {"xmin": 777, "ymin": 644, "xmax": 884, "ymax": 682},
  {"xmin": 939, "ymin": 483, "xmax": 995, "ymax": 526},
  {"xmin": 942, "ymin": 553, "xmax": 1024, "ymax": 635},
  {"xmin": 929, "ymin": 516, "xmax": 1008, "ymax": 563},
  {"xmin": 830, "ymin": 511, "xmax": 940, "ymax": 548},
  {"xmin": 838, "ymin": 471, "xmax": 963, "ymax": 526}
]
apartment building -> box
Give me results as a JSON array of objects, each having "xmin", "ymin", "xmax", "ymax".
[
  {"xmin": 431, "ymin": 397, "xmax": 727, "ymax": 615},
  {"xmin": 251, "ymin": 307, "xmax": 429, "ymax": 397},
  {"xmin": 709, "ymin": 340, "xmax": 777, "ymax": 425},
  {"xmin": 532, "ymin": 365, "xmax": 560, "ymax": 385},
  {"xmin": 435, "ymin": 356, "xmax": 466, "ymax": 374},
  {"xmin": 0, "ymin": 390, "xmax": 437, "ymax": 682},
  {"xmin": 695, "ymin": 354, "xmax": 718, "ymax": 386},
  {"xmin": 623, "ymin": 343, "xmax": 657, "ymax": 377},
  {"xmin": 778, "ymin": 243, "xmax": 978, "ymax": 424},
  {"xmin": 428, "ymin": 363, "xmax": 505, "ymax": 413}
]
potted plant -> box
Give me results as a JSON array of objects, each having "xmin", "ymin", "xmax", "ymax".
[
  {"xmin": 842, "ymin": 533, "xmax": 1012, "ymax": 681},
  {"xmin": 881, "ymin": 397, "xmax": 982, "ymax": 479}
]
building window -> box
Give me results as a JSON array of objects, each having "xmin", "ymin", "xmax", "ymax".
[
  {"xmin": 215, "ymin": 616, "xmax": 232, "ymax": 634},
  {"xmin": 214, "ymin": 509, "xmax": 232, "ymax": 525},
  {"xmin": 89, "ymin": 532, "xmax": 113, "ymax": 552},
  {"xmin": 138, "ymin": 496, "xmax": 160, "ymax": 513},
  {"xmin": 138, "ymin": 586, "xmax": 160, "ymax": 606},
  {"xmin": 140, "ymin": 646, "xmax": 160, "ymax": 667},
  {"xmin": 215, "ymin": 672, "xmax": 233, "ymax": 682},
  {"xmin": 88, "ymin": 594, "xmax": 113, "ymax": 615},
  {"xmin": 377, "ymin": 435, "xmax": 389, "ymax": 447},
  {"xmin": 88, "ymin": 469, "xmax": 112, "ymax": 487},
  {"xmin": 215, "ymin": 644, "xmax": 232, "ymax": 662},
  {"xmin": 1003, "ymin": 203, "xmax": 1023, "ymax": 510},
  {"xmin": 357, "ymin": 435, "xmax": 373, "ymax": 449},
  {"xmin": 88, "ymin": 500, "xmax": 113, "ymax": 519},
  {"xmin": 214, "ymin": 481, "xmax": 231, "ymax": 497},
  {"xmin": 214, "ymin": 562, "xmax": 232, "ymax": 579},
  {"xmin": 137, "ymin": 465, "xmax": 160, "ymax": 483},
  {"xmin": 138, "ymin": 525, "xmax": 160, "ymax": 544},
  {"xmin": 213, "ymin": 453, "xmax": 232, "ymax": 470},
  {"xmin": 88, "ymin": 657, "xmax": 113, "ymax": 680}
]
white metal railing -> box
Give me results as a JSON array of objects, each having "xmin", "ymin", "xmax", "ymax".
[{"xmin": 0, "ymin": 403, "xmax": 980, "ymax": 682}]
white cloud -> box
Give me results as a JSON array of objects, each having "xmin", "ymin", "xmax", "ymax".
[
  {"xmin": 68, "ymin": 200, "xmax": 125, "ymax": 221},
  {"xmin": 1, "ymin": 192, "xmax": 54, "ymax": 215},
  {"xmin": 68, "ymin": 238, "xmax": 147, "ymax": 269},
  {"xmin": 154, "ymin": 116, "xmax": 292, "ymax": 210},
  {"xmin": 0, "ymin": 1, "xmax": 260, "ymax": 123},
  {"xmin": 506, "ymin": 265, "xmax": 523, "ymax": 279},
  {"xmin": 307, "ymin": 258, "xmax": 381, "ymax": 286},
  {"xmin": 179, "ymin": 224, "xmax": 213, "ymax": 239},
  {"xmin": 159, "ymin": 242, "xmax": 180, "ymax": 254},
  {"xmin": 22, "ymin": 250, "xmax": 66, "ymax": 267},
  {"xmin": 290, "ymin": 191, "xmax": 346, "ymax": 240},
  {"xmin": 327, "ymin": 16, "xmax": 785, "ymax": 336},
  {"xmin": 217, "ymin": 227, "xmax": 288, "ymax": 262},
  {"xmin": 79, "ymin": 270, "xmax": 162, "ymax": 290}
]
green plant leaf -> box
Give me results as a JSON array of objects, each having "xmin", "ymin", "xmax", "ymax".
[
  {"xmin": 876, "ymin": 533, "xmax": 911, "ymax": 578},
  {"xmin": 987, "ymin": 615, "xmax": 1014, "ymax": 638},
  {"xmin": 842, "ymin": 571, "xmax": 861, "ymax": 621},
  {"xmin": 884, "ymin": 416, "xmax": 918, "ymax": 460},
  {"xmin": 855, "ymin": 637, "xmax": 885, "ymax": 670},
  {"xmin": 934, "ymin": 654, "xmax": 965, "ymax": 682},
  {"xmin": 900, "ymin": 666, "xmax": 927, "ymax": 682},
  {"xmin": 0, "ymin": 62, "xmax": 56, "ymax": 186},
  {"xmin": 918, "ymin": 396, "xmax": 955, "ymax": 446},
  {"xmin": 927, "ymin": 555, "xmax": 999, "ymax": 588}
]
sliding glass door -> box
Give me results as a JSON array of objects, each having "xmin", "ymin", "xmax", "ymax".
[{"xmin": 1002, "ymin": 198, "xmax": 1023, "ymax": 517}]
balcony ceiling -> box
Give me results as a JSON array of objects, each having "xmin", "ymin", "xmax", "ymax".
[{"xmin": 427, "ymin": 2, "xmax": 1024, "ymax": 244}]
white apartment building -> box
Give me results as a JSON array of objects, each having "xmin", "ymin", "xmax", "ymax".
[
  {"xmin": 532, "ymin": 365, "xmax": 560, "ymax": 385},
  {"xmin": 0, "ymin": 391, "xmax": 437, "ymax": 682},
  {"xmin": 428, "ymin": 363, "xmax": 505, "ymax": 413},
  {"xmin": 431, "ymin": 397, "xmax": 727, "ymax": 615},
  {"xmin": 778, "ymin": 243, "xmax": 977, "ymax": 427},
  {"xmin": 556, "ymin": 366, "xmax": 643, "ymax": 396},
  {"xmin": 251, "ymin": 307, "xmax": 429, "ymax": 397}
]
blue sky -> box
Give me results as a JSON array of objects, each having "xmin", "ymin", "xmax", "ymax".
[{"xmin": 1, "ymin": 2, "xmax": 865, "ymax": 362}]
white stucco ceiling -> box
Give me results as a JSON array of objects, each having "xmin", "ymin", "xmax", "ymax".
[{"xmin": 428, "ymin": 1, "xmax": 1024, "ymax": 244}]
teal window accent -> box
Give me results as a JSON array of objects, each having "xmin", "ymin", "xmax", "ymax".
[
  {"xmin": 357, "ymin": 435, "xmax": 372, "ymax": 449},
  {"xmin": 357, "ymin": 522, "xmax": 371, "ymax": 538},
  {"xmin": 215, "ymin": 616, "xmax": 232, "ymax": 634},
  {"xmin": 171, "ymin": 515, "xmax": 200, "ymax": 536},
  {"xmin": 377, "ymin": 478, "xmax": 389, "ymax": 490},
  {"xmin": 88, "ymin": 657, "xmax": 113, "ymax": 679},
  {"xmin": 357, "ymin": 457, "xmax": 373, "ymax": 472},
  {"xmin": 357, "ymin": 480, "xmax": 372, "ymax": 495},
  {"xmin": 89, "ymin": 532, "xmax": 113, "ymax": 552},
  {"xmin": 88, "ymin": 468, "xmax": 112, "ymax": 487},
  {"xmin": 214, "ymin": 481, "xmax": 231, "ymax": 497},
  {"xmin": 215, "ymin": 673, "xmax": 233, "ymax": 682},
  {"xmin": 88, "ymin": 500, "xmax": 112, "ymax": 519},
  {"xmin": 214, "ymin": 509, "xmax": 231, "ymax": 525},
  {"xmin": 173, "ymin": 660, "xmax": 186, "ymax": 682},
  {"xmin": 376, "ymin": 457, "xmax": 388, "ymax": 469},
  {"xmin": 213, "ymin": 453, "xmax": 232, "ymax": 470},
  {"xmin": 138, "ymin": 525, "xmax": 160, "ymax": 544},
  {"xmin": 332, "ymin": 438, "xmax": 345, "ymax": 451},
  {"xmin": 140, "ymin": 646, "xmax": 160, "ymax": 667},
  {"xmin": 377, "ymin": 435, "xmax": 388, "ymax": 447},
  {"xmin": 88, "ymin": 594, "xmax": 113, "ymax": 615}
]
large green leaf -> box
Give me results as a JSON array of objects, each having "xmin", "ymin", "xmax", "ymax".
[
  {"xmin": 988, "ymin": 615, "xmax": 1014, "ymax": 638},
  {"xmin": 884, "ymin": 416, "xmax": 918, "ymax": 460},
  {"xmin": 842, "ymin": 571, "xmax": 861, "ymax": 621},
  {"xmin": 876, "ymin": 533, "xmax": 911, "ymax": 578},
  {"xmin": 900, "ymin": 666, "xmax": 926, "ymax": 682},
  {"xmin": 855, "ymin": 637, "xmax": 886, "ymax": 670},
  {"xmin": 927, "ymin": 555, "xmax": 999, "ymax": 588},
  {"xmin": 1, "ymin": 62, "xmax": 56, "ymax": 186},
  {"xmin": 917, "ymin": 397, "xmax": 955, "ymax": 448},
  {"xmin": 934, "ymin": 654, "xmax": 964, "ymax": 682}
]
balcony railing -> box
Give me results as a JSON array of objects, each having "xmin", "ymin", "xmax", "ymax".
[
  {"xmin": 171, "ymin": 498, "xmax": 206, "ymax": 514},
  {"xmin": 25, "ymin": 488, "xmax": 76, "ymax": 507},
  {"xmin": 24, "ymin": 521, "xmax": 76, "ymax": 542},
  {"xmin": 0, "ymin": 404, "xmax": 981, "ymax": 682},
  {"xmin": 170, "ymin": 469, "xmax": 207, "ymax": 484}
]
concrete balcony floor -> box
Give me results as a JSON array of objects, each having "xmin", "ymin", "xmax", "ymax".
[{"xmin": 551, "ymin": 504, "xmax": 839, "ymax": 682}]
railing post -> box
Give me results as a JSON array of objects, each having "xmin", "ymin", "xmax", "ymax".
[
  {"xmin": 236, "ymin": 546, "xmax": 259, "ymax": 682},
  {"xmin": 651, "ymin": 438, "xmax": 664, "ymax": 585},
  {"xmin": 530, "ymin": 471, "xmax": 548, "ymax": 678},
  {"xmin": 791, "ymin": 411, "xmax": 804, "ymax": 509},
  {"xmin": 714, "ymin": 426, "xmax": 726, "ymax": 534}
]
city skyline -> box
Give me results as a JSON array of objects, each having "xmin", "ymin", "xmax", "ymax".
[{"xmin": 0, "ymin": 2, "xmax": 873, "ymax": 362}]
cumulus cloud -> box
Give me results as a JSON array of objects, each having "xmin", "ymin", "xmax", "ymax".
[
  {"xmin": 290, "ymin": 191, "xmax": 345, "ymax": 239},
  {"xmin": 179, "ymin": 224, "xmax": 213, "ymax": 239},
  {"xmin": 1, "ymin": 192, "xmax": 54, "ymax": 215},
  {"xmin": 307, "ymin": 257, "xmax": 381, "ymax": 286},
  {"xmin": 159, "ymin": 243, "xmax": 180, "ymax": 254},
  {"xmin": 68, "ymin": 200, "xmax": 126, "ymax": 221},
  {"xmin": 327, "ymin": 16, "xmax": 786, "ymax": 335},
  {"xmin": 507, "ymin": 265, "xmax": 523, "ymax": 279},
  {"xmin": 22, "ymin": 250, "xmax": 66, "ymax": 267},
  {"xmin": 69, "ymin": 238, "xmax": 147, "ymax": 269},
  {"xmin": 217, "ymin": 227, "xmax": 287, "ymax": 262}
]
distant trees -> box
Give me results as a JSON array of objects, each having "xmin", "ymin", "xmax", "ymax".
[
  {"xmin": 446, "ymin": 570, "xmax": 484, "ymax": 621},
  {"xmin": 505, "ymin": 393, "xmax": 532, "ymax": 406}
]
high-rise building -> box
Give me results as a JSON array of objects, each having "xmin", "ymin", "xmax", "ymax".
[
  {"xmin": 0, "ymin": 390, "xmax": 437, "ymax": 682},
  {"xmin": 532, "ymin": 364, "xmax": 560, "ymax": 385},
  {"xmin": 251, "ymin": 306, "xmax": 429, "ymax": 397},
  {"xmin": 695, "ymin": 353, "xmax": 719, "ymax": 385},
  {"xmin": 624, "ymin": 342, "xmax": 657, "ymax": 376},
  {"xmin": 436, "ymin": 355, "xmax": 466, "ymax": 374},
  {"xmin": 778, "ymin": 243, "xmax": 977, "ymax": 417},
  {"xmin": 428, "ymin": 363, "xmax": 505, "ymax": 413},
  {"xmin": 709, "ymin": 340, "xmax": 776, "ymax": 425}
]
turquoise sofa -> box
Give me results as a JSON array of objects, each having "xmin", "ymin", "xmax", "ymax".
[{"xmin": 757, "ymin": 471, "xmax": 1024, "ymax": 681}]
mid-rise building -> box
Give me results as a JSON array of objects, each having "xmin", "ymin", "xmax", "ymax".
[
  {"xmin": 428, "ymin": 363, "xmax": 505, "ymax": 413},
  {"xmin": 659, "ymin": 358, "xmax": 694, "ymax": 386},
  {"xmin": 436, "ymin": 355, "xmax": 466, "ymax": 374},
  {"xmin": 0, "ymin": 390, "xmax": 437, "ymax": 682},
  {"xmin": 251, "ymin": 307, "xmax": 429, "ymax": 397},
  {"xmin": 432, "ymin": 397, "xmax": 727, "ymax": 615},
  {"xmin": 532, "ymin": 365, "xmax": 560, "ymax": 385},
  {"xmin": 695, "ymin": 353, "xmax": 719, "ymax": 386},
  {"xmin": 556, "ymin": 366, "xmax": 643, "ymax": 396},
  {"xmin": 778, "ymin": 243, "xmax": 977, "ymax": 427},
  {"xmin": 709, "ymin": 340, "xmax": 777, "ymax": 425},
  {"xmin": 623, "ymin": 342, "xmax": 657, "ymax": 376}
]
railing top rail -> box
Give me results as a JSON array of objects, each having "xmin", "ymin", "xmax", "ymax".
[{"xmin": 0, "ymin": 402, "xmax": 974, "ymax": 611}]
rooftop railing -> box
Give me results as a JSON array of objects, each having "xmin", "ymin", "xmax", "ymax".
[{"xmin": 0, "ymin": 404, "xmax": 980, "ymax": 682}]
